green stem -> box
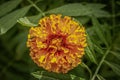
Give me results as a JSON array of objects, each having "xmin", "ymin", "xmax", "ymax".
[
  {"xmin": 91, "ymin": 47, "xmax": 111, "ymax": 80},
  {"xmin": 27, "ymin": 0, "xmax": 45, "ymax": 17},
  {"xmin": 81, "ymin": 63, "xmax": 92, "ymax": 79}
]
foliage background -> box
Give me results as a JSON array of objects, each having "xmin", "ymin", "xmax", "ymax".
[{"xmin": 0, "ymin": 0, "xmax": 120, "ymax": 80}]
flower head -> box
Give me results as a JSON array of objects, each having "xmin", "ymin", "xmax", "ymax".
[{"xmin": 27, "ymin": 14, "xmax": 87, "ymax": 73}]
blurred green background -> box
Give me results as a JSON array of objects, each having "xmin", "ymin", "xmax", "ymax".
[{"xmin": 0, "ymin": 0, "xmax": 120, "ymax": 80}]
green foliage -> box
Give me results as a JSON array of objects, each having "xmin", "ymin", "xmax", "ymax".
[
  {"xmin": 91, "ymin": 17, "xmax": 108, "ymax": 47},
  {"xmin": 28, "ymin": 14, "xmax": 42, "ymax": 24},
  {"xmin": 104, "ymin": 61, "xmax": 120, "ymax": 76},
  {"xmin": 85, "ymin": 33, "xmax": 97, "ymax": 64},
  {"xmin": 46, "ymin": 3, "xmax": 110, "ymax": 17},
  {"xmin": 31, "ymin": 71, "xmax": 85, "ymax": 80},
  {"xmin": 0, "ymin": 0, "xmax": 120, "ymax": 80},
  {"xmin": 17, "ymin": 17, "xmax": 38, "ymax": 27},
  {"xmin": 0, "ymin": 0, "xmax": 22, "ymax": 17},
  {"xmin": 0, "ymin": 6, "xmax": 31, "ymax": 34},
  {"xmin": 110, "ymin": 51, "xmax": 120, "ymax": 60},
  {"xmin": 31, "ymin": 71, "xmax": 71, "ymax": 80},
  {"xmin": 96, "ymin": 74, "xmax": 106, "ymax": 80}
]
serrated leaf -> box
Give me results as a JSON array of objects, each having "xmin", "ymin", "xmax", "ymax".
[
  {"xmin": 85, "ymin": 46, "xmax": 97, "ymax": 64},
  {"xmin": 0, "ymin": 6, "xmax": 31, "ymax": 35},
  {"xmin": 97, "ymin": 74, "xmax": 106, "ymax": 80},
  {"xmin": 91, "ymin": 17, "xmax": 108, "ymax": 47},
  {"xmin": 104, "ymin": 61, "xmax": 120, "ymax": 76},
  {"xmin": 46, "ymin": 3, "xmax": 110, "ymax": 17},
  {"xmin": 0, "ymin": 0, "xmax": 22, "ymax": 17},
  {"xmin": 17, "ymin": 17, "xmax": 38, "ymax": 27}
]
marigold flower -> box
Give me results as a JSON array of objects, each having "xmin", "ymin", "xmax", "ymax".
[{"xmin": 27, "ymin": 14, "xmax": 87, "ymax": 73}]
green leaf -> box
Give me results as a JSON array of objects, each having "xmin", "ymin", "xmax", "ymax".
[
  {"xmin": 85, "ymin": 33, "xmax": 97, "ymax": 64},
  {"xmin": 86, "ymin": 33, "xmax": 94, "ymax": 53},
  {"xmin": 101, "ymin": 24, "xmax": 112, "ymax": 45},
  {"xmin": 31, "ymin": 71, "xmax": 43, "ymax": 79},
  {"xmin": 31, "ymin": 71, "xmax": 73, "ymax": 80},
  {"xmin": 104, "ymin": 60, "xmax": 120, "ymax": 76},
  {"xmin": 110, "ymin": 51, "xmax": 120, "ymax": 60},
  {"xmin": 92, "ymin": 10, "xmax": 110, "ymax": 17},
  {"xmin": 70, "ymin": 74, "xmax": 85, "ymax": 80},
  {"xmin": 6, "ymin": 30, "xmax": 28, "ymax": 60},
  {"xmin": 84, "ymin": 4, "xmax": 110, "ymax": 17},
  {"xmin": 0, "ymin": 6, "xmax": 31, "ymax": 35},
  {"xmin": 91, "ymin": 17, "xmax": 108, "ymax": 47},
  {"xmin": 97, "ymin": 74, "xmax": 106, "ymax": 80},
  {"xmin": 27, "ymin": 14, "xmax": 42, "ymax": 24},
  {"xmin": 46, "ymin": 3, "xmax": 110, "ymax": 17},
  {"xmin": 81, "ymin": 63, "xmax": 92, "ymax": 78},
  {"xmin": 70, "ymin": 74, "xmax": 76, "ymax": 80},
  {"xmin": 94, "ymin": 44, "xmax": 104, "ymax": 54},
  {"xmin": 75, "ymin": 16, "xmax": 90, "ymax": 24},
  {"xmin": 84, "ymin": 3, "xmax": 106, "ymax": 9},
  {"xmin": 85, "ymin": 46, "xmax": 97, "ymax": 64},
  {"xmin": 0, "ymin": 0, "xmax": 22, "ymax": 17},
  {"xmin": 17, "ymin": 17, "xmax": 38, "ymax": 27}
]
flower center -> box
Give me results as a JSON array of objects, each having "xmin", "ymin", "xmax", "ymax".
[
  {"xmin": 51, "ymin": 38, "xmax": 62, "ymax": 47},
  {"xmin": 46, "ymin": 34, "xmax": 68, "ymax": 55}
]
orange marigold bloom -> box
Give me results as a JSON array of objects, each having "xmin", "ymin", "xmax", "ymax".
[{"xmin": 27, "ymin": 14, "xmax": 87, "ymax": 73}]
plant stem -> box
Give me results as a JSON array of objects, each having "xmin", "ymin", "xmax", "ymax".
[
  {"xmin": 81, "ymin": 63, "xmax": 92, "ymax": 79},
  {"xmin": 91, "ymin": 47, "xmax": 111, "ymax": 80},
  {"xmin": 27, "ymin": 0, "xmax": 45, "ymax": 17}
]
